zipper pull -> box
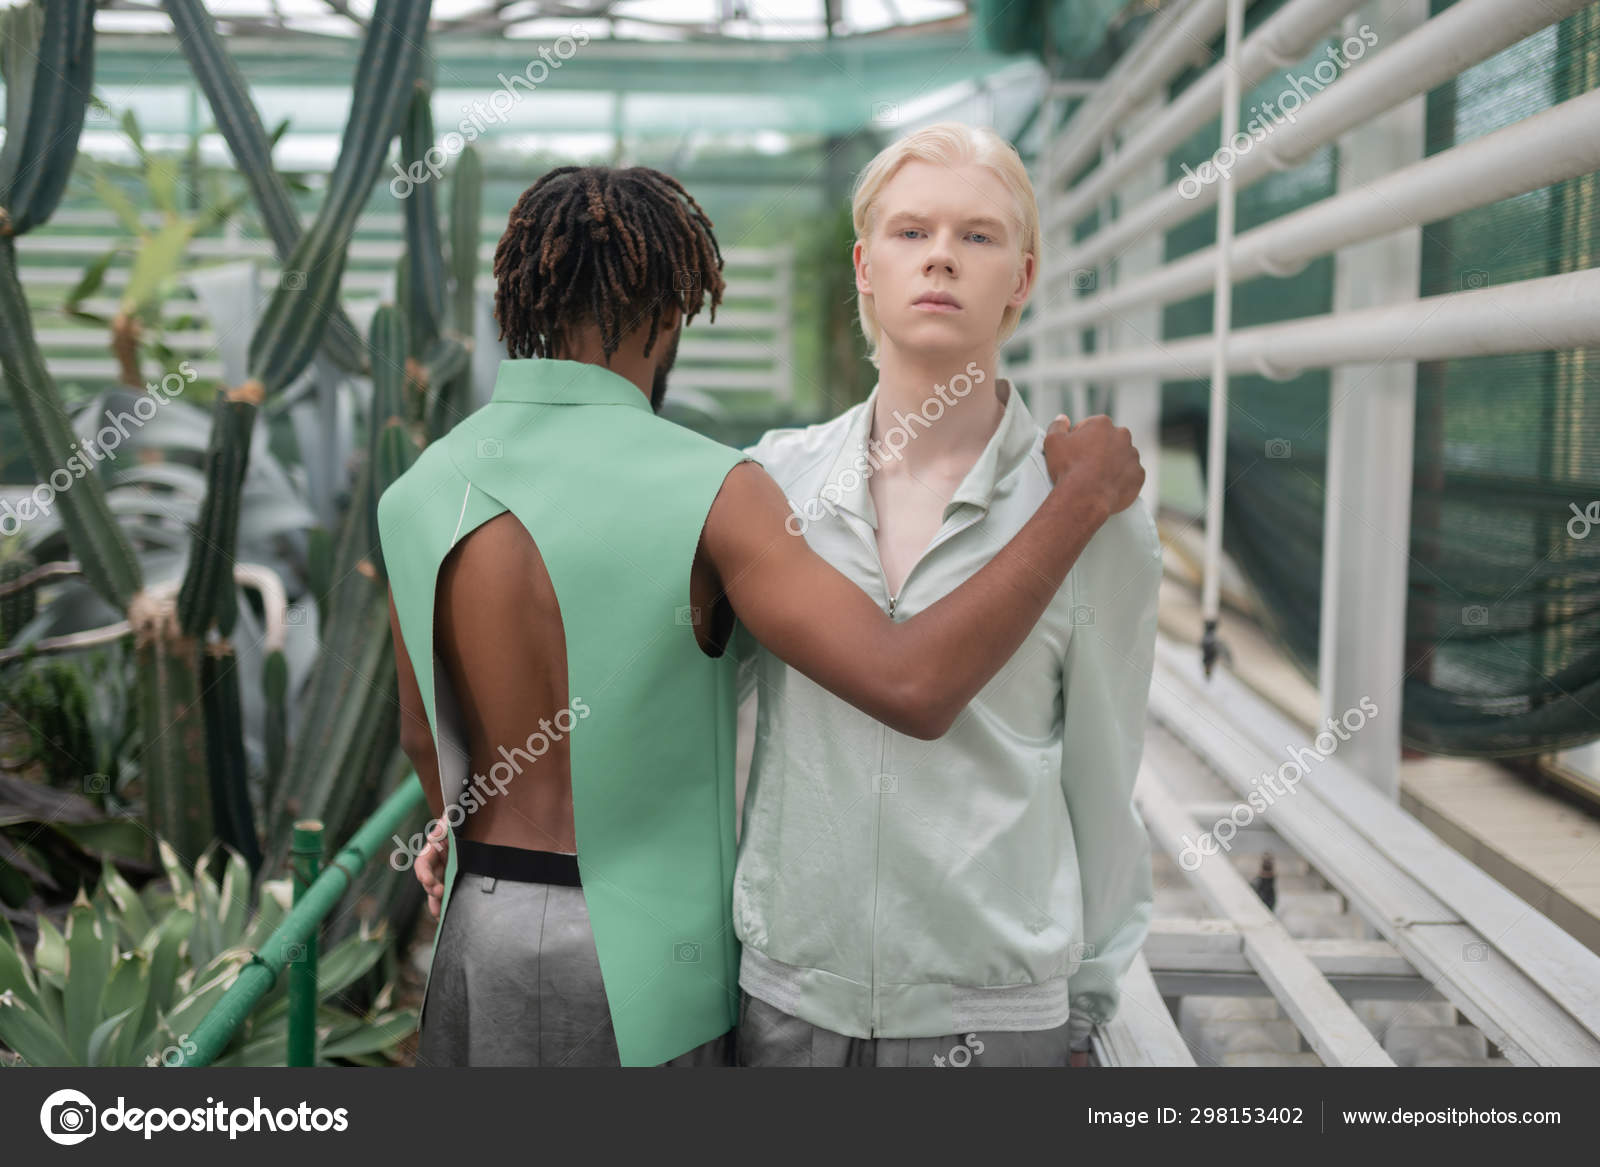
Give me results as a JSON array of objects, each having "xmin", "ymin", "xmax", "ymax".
[{"xmin": 887, "ymin": 594, "xmax": 898, "ymax": 618}]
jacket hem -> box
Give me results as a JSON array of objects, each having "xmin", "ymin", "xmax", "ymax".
[{"xmin": 740, "ymin": 944, "xmax": 1074, "ymax": 1039}]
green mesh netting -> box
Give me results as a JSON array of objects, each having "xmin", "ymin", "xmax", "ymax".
[{"xmin": 1160, "ymin": 0, "xmax": 1600, "ymax": 758}]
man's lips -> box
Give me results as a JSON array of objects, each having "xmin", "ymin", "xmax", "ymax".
[{"xmin": 912, "ymin": 292, "xmax": 962, "ymax": 313}]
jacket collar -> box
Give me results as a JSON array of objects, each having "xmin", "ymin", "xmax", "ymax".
[
  {"xmin": 819, "ymin": 375, "xmax": 1037, "ymax": 531},
  {"xmin": 489, "ymin": 357, "xmax": 654, "ymax": 411}
]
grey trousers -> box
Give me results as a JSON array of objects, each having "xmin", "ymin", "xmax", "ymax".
[
  {"xmin": 737, "ymin": 990, "xmax": 1079, "ymax": 1067},
  {"xmin": 417, "ymin": 872, "xmax": 733, "ymax": 1067}
]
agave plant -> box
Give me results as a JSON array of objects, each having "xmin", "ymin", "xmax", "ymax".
[{"xmin": 0, "ymin": 844, "xmax": 415, "ymax": 1067}]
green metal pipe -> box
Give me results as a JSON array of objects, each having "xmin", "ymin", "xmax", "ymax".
[
  {"xmin": 176, "ymin": 776, "xmax": 428, "ymax": 1067},
  {"xmin": 287, "ymin": 820, "xmax": 324, "ymax": 1067}
]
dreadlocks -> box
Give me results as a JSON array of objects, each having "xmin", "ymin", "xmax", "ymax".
[{"xmin": 492, "ymin": 165, "xmax": 726, "ymax": 363}]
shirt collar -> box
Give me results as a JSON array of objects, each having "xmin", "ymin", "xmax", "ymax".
[
  {"xmin": 489, "ymin": 357, "xmax": 654, "ymax": 411},
  {"xmin": 818, "ymin": 375, "xmax": 1038, "ymax": 531}
]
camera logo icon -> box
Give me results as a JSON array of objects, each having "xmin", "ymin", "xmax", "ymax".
[
  {"xmin": 673, "ymin": 941, "xmax": 701, "ymax": 963},
  {"xmin": 40, "ymin": 1088, "xmax": 96, "ymax": 1145},
  {"xmin": 476, "ymin": 437, "xmax": 503, "ymax": 459},
  {"xmin": 1265, "ymin": 438, "xmax": 1291, "ymax": 459}
]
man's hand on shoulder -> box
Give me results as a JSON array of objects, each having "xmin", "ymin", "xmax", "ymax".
[{"xmin": 1043, "ymin": 414, "xmax": 1145, "ymax": 521}]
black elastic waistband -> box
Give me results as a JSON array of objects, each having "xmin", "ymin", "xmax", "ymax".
[{"xmin": 455, "ymin": 838, "xmax": 581, "ymax": 887}]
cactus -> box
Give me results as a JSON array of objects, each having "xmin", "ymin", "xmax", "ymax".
[
  {"xmin": 0, "ymin": 1, "xmax": 95, "ymax": 236},
  {"xmin": 400, "ymin": 81, "xmax": 446, "ymax": 359},
  {"xmin": 245, "ymin": 0, "xmax": 433, "ymax": 396},
  {"xmin": 426, "ymin": 147, "xmax": 484, "ymax": 439},
  {"xmin": 134, "ymin": 620, "xmax": 211, "ymax": 867},
  {"xmin": 0, "ymin": 550, "xmax": 38, "ymax": 646},
  {"xmin": 200, "ymin": 641, "xmax": 261, "ymax": 874},
  {"xmin": 0, "ymin": 1, "xmax": 143, "ymax": 613},
  {"xmin": 366, "ymin": 306, "xmax": 408, "ymax": 567},
  {"xmin": 177, "ymin": 386, "xmax": 258, "ymax": 637},
  {"xmin": 161, "ymin": 0, "xmax": 369, "ymax": 376},
  {"xmin": 449, "ymin": 147, "xmax": 484, "ymax": 337},
  {"xmin": 262, "ymin": 647, "xmax": 288, "ymax": 805}
]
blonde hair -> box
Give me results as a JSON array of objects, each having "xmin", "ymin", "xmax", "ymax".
[{"xmin": 850, "ymin": 121, "xmax": 1039, "ymax": 366}]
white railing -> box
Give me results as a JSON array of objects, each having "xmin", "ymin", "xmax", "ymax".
[{"xmin": 1005, "ymin": 0, "xmax": 1600, "ymax": 797}]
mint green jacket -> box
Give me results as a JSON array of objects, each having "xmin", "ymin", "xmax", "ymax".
[
  {"xmin": 731, "ymin": 378, "xmax": 1162, "ymax": 1043},
  {"xmin": 377, "ymin": 358, "xmax": 750, "ymax": 1067}
]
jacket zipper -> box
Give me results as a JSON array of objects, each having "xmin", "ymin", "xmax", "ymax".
[{"xmin": 847, "ymin": 505, "xmax": 985, "ymax": 1036}]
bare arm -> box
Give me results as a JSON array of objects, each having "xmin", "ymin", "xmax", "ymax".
[
  {"xmin": 389, "ymin": 587, "xmax": 446, "ymax": 824},
  {"xmin": 703, "ymin": 414, "xmax": 1143, "ymax": 740}
]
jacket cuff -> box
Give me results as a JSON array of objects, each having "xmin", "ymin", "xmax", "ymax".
[{"xmin": 1067, "ymin": 1008, "xmax": 1096, "ymax": 1051}]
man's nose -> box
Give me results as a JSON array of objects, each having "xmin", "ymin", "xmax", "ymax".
[{"xmin": 923, "ymin": 238, "xmax": 957, "ymax": 275}]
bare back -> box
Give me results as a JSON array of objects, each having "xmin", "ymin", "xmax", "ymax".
[{"xmin": 433, "ymin": 510, "xmax": 733, "ymax": 852}]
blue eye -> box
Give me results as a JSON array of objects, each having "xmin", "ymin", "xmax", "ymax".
[
  {"xmin": 969, "ymin": 233, "xmax": 992, "ymax": 244},
  {"xmin": 899, "ymin": 228, "xmax": 924, "ymax": 239}
]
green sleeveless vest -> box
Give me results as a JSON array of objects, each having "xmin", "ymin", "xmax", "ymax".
[{"xmin": 377, "ymin": 358, "xmax": 751, "ymax": 1066}]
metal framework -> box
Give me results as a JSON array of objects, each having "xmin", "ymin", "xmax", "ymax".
[{"xmin": 91, "ymin": 0, "xmax": 975, "ymax": 43}]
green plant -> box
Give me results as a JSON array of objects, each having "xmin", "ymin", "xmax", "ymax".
[
  {"xmin": 0, "ymin": 844, "xmax": 415, "ymax": 1066},
  {"xmin": 63, "ymin": 104, "xmax": 252, "ymax": 387}
]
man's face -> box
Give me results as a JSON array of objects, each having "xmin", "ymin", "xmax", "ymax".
[
  {"xmin": 650, "ymin": 325, "xmax": 680, "ymax": 414},
  {"xmin": 854, "ymin": 159, "xmax": 1034, "ymax": 360}
]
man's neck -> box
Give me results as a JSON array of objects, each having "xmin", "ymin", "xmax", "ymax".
[{"xmin": 870, "ymin": 338, "xmax": 1006, "ymax": 472}]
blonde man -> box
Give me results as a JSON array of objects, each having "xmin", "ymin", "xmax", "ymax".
[{"xmin": 731, "ymin": 122, "xmax": 1162, "ymax": 1067}]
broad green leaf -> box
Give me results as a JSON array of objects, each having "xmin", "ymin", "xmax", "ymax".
[
  {"xmin": 97, "ymin": 859, "xmax": 151, "ymax": 948},
  {"xmin": 34, "ymin": 916, "xmax": 66, "ymax": 980},
  {"xmin": 0, "ymin": 924, "xmax": 43, "ymax": 1015},
  {"xmin": 87, "ymin": 1004, "xmax": 138, "ymax": 1067},
  {"xmin": 217, "ymin": 850, "xmax": 251, "ymax": 948},
  {"xmin": 319, "ymin": 1010, "xmax": 416, "ymax": 1059},
  {"xmin": 63, "ymin": 248, "xmax": 121, "ymax": 311},
  {"xmin": 145, "ymin": 157, "xmax": 180, "ymax": 217},
  {"xmin": 64, "ymin": 893, "xmax": 113, "ymax": 1064},
  {"xmin": 158, "ymin": 839, "xmax": 194, "ymax": 911},
  {"xmin": 52, "ymin": 819, "xmax": 150, "ymax": 862},
  {"xmin": 94, "ymin": 171, "xmax": 145, "ymax": 238},
  {"xmin": 120, "ymin": 219, "xmax": 196, "ymax": 316},
  {"xmin": 241, "ymin": 880, "xmax": 292, "ymax": 951},
  {"xmin": 0, "ymin": 990, "xmax": 74, "ymax": 1067},
  {"xmin": 316, "ymin": 928, "xmax": 389, "ymax": 1000},
  {"xmin": 134, "ymin": 910, "xmax": 193, "ymax": 1046},
  {"xmin": 119, "ymin": 108, "xmax": 148, "ymax": 169}
]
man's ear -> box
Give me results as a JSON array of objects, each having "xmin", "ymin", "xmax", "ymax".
[
  {"xmin": 853, "ymin": 239, "xmax": 872, "ymax": 296},
  {"xmin": 1009, "ymin": 250, "xmax": 1037, "ymax": 308}
]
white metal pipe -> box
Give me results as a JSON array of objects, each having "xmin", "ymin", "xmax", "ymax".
[
  {"xmin": 1201, "ymin": 0, "xmax": 1246, "ymax": 653},
  {"xmin": 1009, "ymin": 266, "xmax": 1600, "ymax": 382},
  {"xmin": 1046, "ymin": 0, "xmax": 1370, "ymax": 240},
  {"xmin": 1046, "ymin": 0, "xmax": 1228, "ymax": 195},
  {"xmin": 1053, "ymin": 0, "xmax": 1594, "ymax": 277},
  {"xmin": 1033, "ymin": 85, "xmax": 1600, "ymax": 333}
]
